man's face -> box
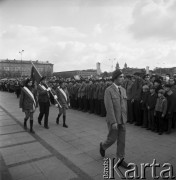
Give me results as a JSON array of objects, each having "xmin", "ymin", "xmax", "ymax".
[
  {"xmin": 150, "ymin": 88, "xmax": 155, "ymax": 94},
  {"xmin": 145, "ymin": 76, "xmax": 150, "ymax": 81},
  {"xmin": 169, "ymin": 79, "xmax": 175, "ymax": 85},
  {"xmin": 114, "ymin": 74, "xmax": 124, "ymax": 85},
  {"xmin": 131, "ymin": 77, "xmax": 135, "ymax": 82},
  {"xmin": 164, "ymin": 87, "xmax": 170, "ymax": 92},
  {"xmin": 158, "ymin": 93, "xmax": 162, "ymax": 97},
  {"xmin": 41, "ymin": 79, "xmax": 46, "ymax": 84},
  {"xmin": 28, "ymin": 81, "xmax": 32, "ymax": 87}
]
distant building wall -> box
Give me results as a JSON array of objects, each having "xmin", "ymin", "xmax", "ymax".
[
  {"xmin": 53, "ymin": 69, "xmax": 97, "ymax": 78},
  {"xmin": 154, "ymin": 67, "xmax": 176, "ymax": 76},
  {"xmin": 0, "ymin": 59, "xmax": 53, "ymax": 78}
]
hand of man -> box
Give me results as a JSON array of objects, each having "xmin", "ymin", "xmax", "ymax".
[
  {"xmin": 47, "ymin": 87, "xmax": 51, "ymax": 91},
  {"xmin": 112, "ymin": 123, "xmax": 118, "ymax": 129}
]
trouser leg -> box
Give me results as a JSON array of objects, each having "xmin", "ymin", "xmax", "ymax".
[
  {"xmin": 116, "ymin": 124, "xmax": 126, "ymax": 159},
  {"xmin": 44, "ymin": 102, "xmax": 50, "ymax": 128}
]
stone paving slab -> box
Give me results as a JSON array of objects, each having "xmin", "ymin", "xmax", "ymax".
[
  {"xmin": 0, "ymin": 119, "xmax": 17, "ymax": 127},
  {"xmin": 0, "ymin": 142, "xmax": 52, "ymax": 166},
  {"xmin": 0, "ymin": 132, "xmax": 35, "ymax": 148},
  {"xmin": 0, "ymin": 125, "xmax": 24, "ymax": 135}
]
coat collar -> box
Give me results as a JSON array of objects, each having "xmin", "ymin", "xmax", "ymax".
[{"xmin": 111, "ymin": 83, "xmax": 121, "ymax": 95}]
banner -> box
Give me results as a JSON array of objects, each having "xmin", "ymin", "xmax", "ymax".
[{"xmin": 30, "ymin": 62, "xmax": 42, "ymax": 84}]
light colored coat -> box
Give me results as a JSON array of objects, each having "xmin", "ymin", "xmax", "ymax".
[{"xmin": 104, "ymin": 84, "xmax": 127, "ymax": 125}]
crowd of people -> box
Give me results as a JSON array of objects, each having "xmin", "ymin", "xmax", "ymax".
[{"xmin": 0, "ymin": 72, "xmax": 176, "ymax": 135}]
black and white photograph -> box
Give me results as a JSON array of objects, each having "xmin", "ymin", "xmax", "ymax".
[{"xmin": 0, "ymin": 0, "xmax": 176, "ymax": 179}]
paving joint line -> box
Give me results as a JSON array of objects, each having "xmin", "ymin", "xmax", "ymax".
[
  {"xmin": 0, "ymin": 140, "xmax": 37, "ymax": 149},
  {"xmin": 7, "ymin": 154, "xmax": 54, "ymax": 168},
  {"xmin": 0, "ymin": 105, "xmax": 94, "ymax": 180},
  {"xmin": 0, "ymin": 130, "xmax": 26, "ymax": 136},
  {"xmin": 0, "ymin": 123, "xmax": 17, "ymax": 127}
]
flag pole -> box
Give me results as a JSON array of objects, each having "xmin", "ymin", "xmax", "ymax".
[{"xmin": 30, "ymin": 61, "xmax": 62, "ymax": 108}]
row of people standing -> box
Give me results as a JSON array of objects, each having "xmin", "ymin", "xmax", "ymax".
[
  {"xmin": 65, "ymin": 79, "xmax": 112, "ymax": 117},
  {"xmin": 60, "ymin": 73, "xmax": 176, "ymax": 135},
  {"xmin": 0, "ymin": 80, "xmax": 21, "ymax": 98},
  {"xmin": 124, "ymin": 74, "xmax": 176, "ymax": 135}
]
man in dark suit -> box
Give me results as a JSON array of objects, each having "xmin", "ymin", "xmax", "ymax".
[
  {"xmin": 99, "ymin": 69, "xmax": 132, "ymax": 169},
  {"xmin": 37, "ymin": 76, "xmax": 50, "ymax": 129}
]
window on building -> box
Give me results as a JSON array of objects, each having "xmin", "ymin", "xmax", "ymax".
[
  {"xmin": 15, "ymin": 67, "xmax": 20, "ymax": 71},
  {"xmin": 4, "ymin": 67, "xmax": 9, "ymax": 71}
]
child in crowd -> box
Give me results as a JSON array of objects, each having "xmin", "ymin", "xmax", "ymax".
[
  {"xmin": 154, "ymin": 89, "xmax": 167, "ymax": 135},
  {"xmin": 140, "ymin": 85, "xmax": 150, "ymax": 128}
]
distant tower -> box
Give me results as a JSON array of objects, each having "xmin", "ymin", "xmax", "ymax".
[
  {"xmin": 124, "ymin": 62, "xmax": 127, "ymax": 69},
  {"xmin": 96, "ymin": 62, "xmax": 101, "ymax": 75},
  {"xmin": 116, "ymin": 62, "xmax": 120, "ymax": 70},
  {"xmin": 146, "ymin": 66, "xmax": 149, "ymax": 74}
]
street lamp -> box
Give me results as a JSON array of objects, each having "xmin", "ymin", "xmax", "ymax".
[
  {"xmin": 19, "ymin": 50, "xmax": 24, "ymax": 60},
  {"xmin": 19, "ymin": 50, "xmax": 24, "ymax": 77}
]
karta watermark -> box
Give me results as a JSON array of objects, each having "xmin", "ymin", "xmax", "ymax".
[{"xmin": 103, "ymin": 158, "xmax": 175, "ymax": 179}]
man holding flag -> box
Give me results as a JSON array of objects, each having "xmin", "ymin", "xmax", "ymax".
[
  {"xmin": 37, "ymin": 76, "xmax": 51, "ymax": 129},
  {"xmin": 30, "ymin": 61, "xmax": 61, "ymax": 129},
  {"xmin": 31, "ymin": 62, "xmax": 51, "ymax": 129}
]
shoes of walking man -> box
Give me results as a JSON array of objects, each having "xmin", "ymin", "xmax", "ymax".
[{"xmin": 99, "ymin": 142, "xmax": 105, "ymax": 157}]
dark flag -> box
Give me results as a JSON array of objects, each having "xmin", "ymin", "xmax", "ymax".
[
  {"xmin": 30, "ymin": 62, "xmax": 42, "ymax": 84},
  {"xmin": 30, "ymin": 61, "xmax": 61, "ymax": 107}
]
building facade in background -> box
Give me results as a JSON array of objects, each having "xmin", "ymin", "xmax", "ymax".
[
  {"xmin": 53, "ymin": 69, "xmax": 97, "ymax": 79},
  {"xmin": 0, "ymin": 59, "xmax": 53, "ymax": 78}
]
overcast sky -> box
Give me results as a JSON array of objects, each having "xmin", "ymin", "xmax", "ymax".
[{"xmin": 0, "ymin": 0, "xmax": 176, "ymax": 72}]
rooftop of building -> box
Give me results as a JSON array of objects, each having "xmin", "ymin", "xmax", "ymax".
[
  {"xmin": 55, "ymin": 69, "xmax": 96, "ymax": 73},
  {"xmin": 0, "ymin": 59, "xmax": 53, "ymax": 65}
]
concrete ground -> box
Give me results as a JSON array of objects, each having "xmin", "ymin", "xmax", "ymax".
[{"xmin": 0, "ymin": 91, "xmax": 176, "ymax": 180}]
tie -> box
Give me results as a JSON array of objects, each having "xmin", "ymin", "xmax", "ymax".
[{"xmin": 118, "ymin": 87, "xmax": 121, "ymax": 96}]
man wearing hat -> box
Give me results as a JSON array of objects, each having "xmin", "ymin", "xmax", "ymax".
[{"xmin": 99, "ymin": 69, "xmax": 132, "ymax": 169}]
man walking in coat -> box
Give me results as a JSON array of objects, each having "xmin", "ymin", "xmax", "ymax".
[{"xmin": 99, "ymin": 69, "xmax": 131, "ymax": 169}]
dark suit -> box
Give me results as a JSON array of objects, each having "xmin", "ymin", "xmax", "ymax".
[{"xmin": 37, "ymin": 83, "xmax": 50, "ymax": 128}]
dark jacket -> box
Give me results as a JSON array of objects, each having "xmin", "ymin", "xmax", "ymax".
[
  {"xmin": 37, "ymin": 83, "xmax": 50, "ymax": 103},
  {"xmin": 140, "ymin": 91, "xmax": 150, "ymax": 110},
  {"xmin": 147, "ymin": 93, "xmax": 158, "ymax": 110},
  {"xmin": 19, "ymin": 86, "xmax": 38, "ymax": 112}
]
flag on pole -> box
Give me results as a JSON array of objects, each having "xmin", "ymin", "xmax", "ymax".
[{"xmin": 30, "ymin": 62, "xmax": 42, "ymax": 84}]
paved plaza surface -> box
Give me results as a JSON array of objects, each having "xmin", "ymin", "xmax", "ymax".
[{"xmin": 0, "ymin": 91, "xmax": 176, "ymax": 180}]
